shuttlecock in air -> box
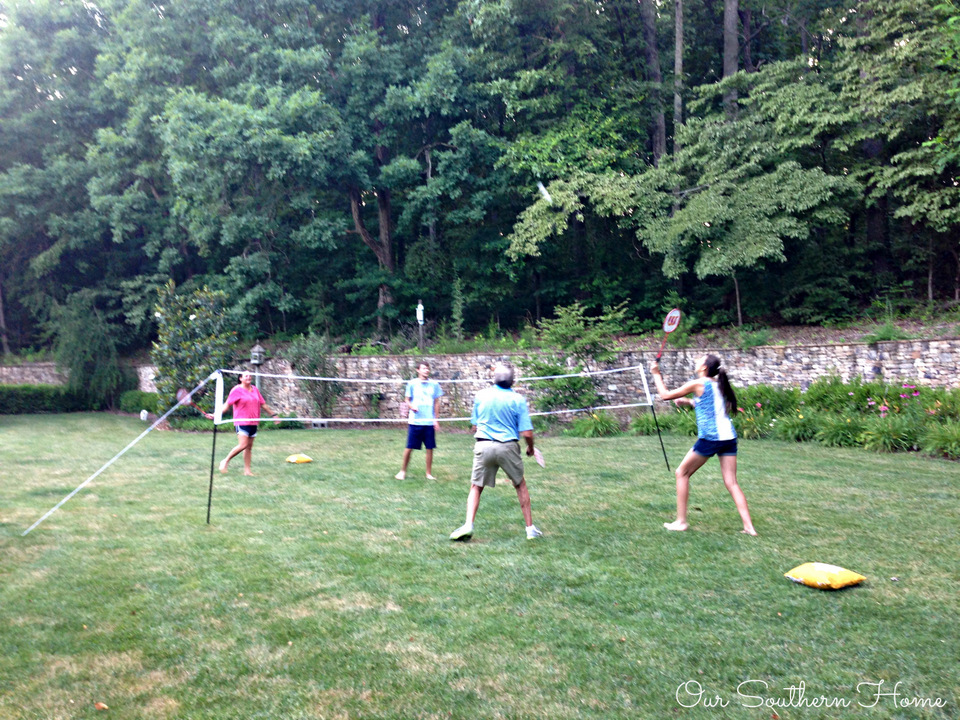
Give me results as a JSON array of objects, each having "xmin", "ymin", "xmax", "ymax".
[{"xmin": 536, "ymin": 180, "xmax": 552, "ymax": 205}]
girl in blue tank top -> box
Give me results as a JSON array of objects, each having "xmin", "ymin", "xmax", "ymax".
[{"xmin": 650, "ymin": 354, "xmax": 757, "ymax": 536}]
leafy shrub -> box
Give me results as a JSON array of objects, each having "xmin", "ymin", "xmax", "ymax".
[
  {"xmin": 283, "ymin": 332, "xmax": 343, "ymax": 417},
  {"xmin": 521, "ymin": 357, "xmax": 602, "ymax": 414},
  {"xmin": 538, "ymin": 301, "xmax": 627, "ymax": 364},
  {"xmin": 0, "ymin": 384, "xmax": 96, "ymax": 414},
  {"xmin": 815, "ymin": 414, "xmax": 867, "ymax": 448},
  {"xmin": 735, "ymin": 326, "xmax": 775, "ymax": 350},
  {"xmin": 859, "ymin": 415, "xmax": 921, "ymax": 453},
  {"xmin": 736, "ymin": 385, "xmax": 801, "ymax": 418},
  {"xmin": 567, "ymin": 411, "xmax": 622, "ymax": 438},
  {"xmin": 922, "ymin": 421, "xmax": 960, "ymax": 460},
  {"xmin": 861, "ymin": 321, "xmax": 911, "ymax": 343},
  {"xmin": 804, "ymin": 376, "xmax": 891, "ymax": 415},
  {"xmin": 629, "ymin": 411, "xmax": 668, "ymax": 436},
  {"xmin": 770, "ymin": 412, "xmax": 822, "ymax": 442},
  {"xmin": 119, "ymin": 390, "xmax": 161, "ymax": 415},
  {"xmin": 671, "ymin": 408, "xmax": 699, "ymax": 437}
]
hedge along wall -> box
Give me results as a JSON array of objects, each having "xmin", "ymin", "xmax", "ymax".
[{"xmin": 121, "ymin": 338, "xmax": 960, "ymax": 420}]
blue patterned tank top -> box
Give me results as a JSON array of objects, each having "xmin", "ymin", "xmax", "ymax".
[{"xmin": 693, "ymin": 379, "xmax": 737, "ymax": 441}]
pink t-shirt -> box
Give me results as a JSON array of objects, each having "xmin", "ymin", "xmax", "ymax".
[{"xmin": 226, "ymin": 384, "xmax": 266, "ymax": 427}]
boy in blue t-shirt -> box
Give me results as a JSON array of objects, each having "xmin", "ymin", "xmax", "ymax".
[{"xmin": 395, "ymin": 362, "xmax": 444, "ymax": 480}]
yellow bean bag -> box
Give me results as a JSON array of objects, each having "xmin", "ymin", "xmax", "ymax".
[
  {"xmin": 785, "ymin": 562, "xmax": 865, "ymax": 590},
  {"xmin": 285, "ymin": 453, "xmax": 313, "ymax": 464}
]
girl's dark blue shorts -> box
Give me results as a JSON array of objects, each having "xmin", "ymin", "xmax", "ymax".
[{"xmin": 692, "ymin": 437, "xmax": 738, "ymax": 458}]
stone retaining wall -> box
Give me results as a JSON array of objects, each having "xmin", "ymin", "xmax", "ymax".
[
  {"xmin": 4, "ymin": 338, "xmax": 957, "ymax": 418},
  {"xmin": 0, "ymin": 362, "xmax": 66, "ymax": 386}
]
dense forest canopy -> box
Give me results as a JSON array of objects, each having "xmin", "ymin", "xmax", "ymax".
[{"xmin": 1, "ymin": 0, "xmax": 958, "ymax": 356}]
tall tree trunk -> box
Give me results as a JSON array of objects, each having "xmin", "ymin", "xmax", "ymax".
[
  {"xmin": 739, "ymin": 8, "xmax": 754, "ymax": 72},
  {"xmin": 723, "ymin": 0, "xmax": 739, "ymax": 114},
  {"xmin": 673, "ymin": 0, "xmax": 684, "ymax": 154},
  {"xmin": 640, "ymin": 0, "xmax": 666, "ymax": 166},
  {"xmin": 951, "ymin": 247, "xmax": 960, "ymax": 301},
  {"xmin": 928, "ymin": 236, "xmax": 934, "ymax": 303},
  {"xmin": 0, "ymin": 270, "xmax": 10, "ymax": 356},
  {"xmin": 349, "ymin": 185, "xmax": 394, "ymax": 335},
  {"xmin": 733, "ymin": 273, "xmax": 743, "ymax": 327}
]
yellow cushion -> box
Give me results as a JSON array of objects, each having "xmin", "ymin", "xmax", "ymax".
[
  {"xmin": 285, "ymin": 453, "xmax": 313, "ymax": 464},
  {"xmin": 784, "ymin": 562, "xmax": 865, "ymax": 590}
]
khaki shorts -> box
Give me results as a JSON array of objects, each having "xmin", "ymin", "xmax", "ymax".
[{"xmin": 471, "ymin": 440, "xmax": 525, "ymax": 488}]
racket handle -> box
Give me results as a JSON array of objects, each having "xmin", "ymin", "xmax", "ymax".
[{"xmin": 656, "ymin": 335, "xmax": 669, "ymax": 360}]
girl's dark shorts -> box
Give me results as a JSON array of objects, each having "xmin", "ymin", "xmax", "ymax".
[
  {"xmin": 692, "ymin": 437, "xmax": 738, "ymax": 458},
  {"xmin": 237, "ymin": 424, "xmax": 259, "ymax": 438}
]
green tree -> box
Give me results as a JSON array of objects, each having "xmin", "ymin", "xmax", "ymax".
[{"xmin": 53, "ymin": 290, "xmax": 124, "ymax": 408}]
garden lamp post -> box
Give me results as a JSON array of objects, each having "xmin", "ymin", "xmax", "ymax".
[{"xmin": 417, "ymin": 300, "xmax": 425, "ymax": 350}]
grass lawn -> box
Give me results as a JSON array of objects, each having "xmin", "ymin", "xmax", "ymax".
[{"xmin": 1, "ymin": 413, "xmax": 957, "ymax": 719}]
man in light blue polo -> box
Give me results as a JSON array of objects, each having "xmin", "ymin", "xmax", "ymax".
[{"xmin": 450, "ymin": 363, "xmax": 543, "ymax": 541}]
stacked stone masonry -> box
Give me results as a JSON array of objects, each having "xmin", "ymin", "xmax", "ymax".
[{"xmin": 3, "ymin": 339, "xmax": 956, "ymax": 419}]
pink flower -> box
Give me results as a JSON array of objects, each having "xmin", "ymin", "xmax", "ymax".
[
  {"xmin": 868, "ymin": 401, "xmax": 876, "ymax": 406},
  {"xmin": 900, "ymin": 394, "xmax": 907, "ymax": 398},
  {"xmin": 848, "ymin": 392, "xmax": 854, "ymax": 396},
  {"xmin": 755, "ymin": 402, "xmax": 762, "ymax": 408},
  {"xmin": 912, "ymin": 392, "xmax": 920, "ymax": 397},
  {"xmin": 737, "ymin": 407, "xmax": 744, "ymax": 413},
  {"xmin": 879, "ymin": 405, "xmax": 889, "ymax": 412}
]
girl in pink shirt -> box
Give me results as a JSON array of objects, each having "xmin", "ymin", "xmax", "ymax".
[{"xmin": 215, "ymin": 372, "xmax": 280, "ymax": 476}]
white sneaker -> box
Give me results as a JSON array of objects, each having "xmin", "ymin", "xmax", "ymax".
[
  {"xmin": 449, "ymin": 524, "xmax": 473, "ymax": 541},
  {"xmin": 394, "ymin": 471, "xmax": 406, "ymax": 480},
  {"xmin": 526, "ymin": 525, "xmax": 544, "ymax": 540}
]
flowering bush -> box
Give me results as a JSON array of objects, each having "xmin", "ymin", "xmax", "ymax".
[
  {"xmin": 656, "ymin": 377, "xmax": 960, "ymax": 460},
  {"xmin": 568, "ymin": 410, "xmax": 622, "ymax": 438}
]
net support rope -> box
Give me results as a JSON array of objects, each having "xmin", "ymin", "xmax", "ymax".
[
  {"xmin": 215, "ymin": 364, "xmax": 654, "ymax": 424},
  {"xmin": 21, "ymin": 374, "xmax": 217, "ymax": 536}
]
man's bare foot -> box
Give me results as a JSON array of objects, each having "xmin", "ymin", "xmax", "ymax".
[
  {"xmin": 663, "ymin": 520, "xmax": 688, "ymax": 531},
  {"xmin": 426, "ymin": 474, "xmax": 436, "ymax": 480},
  {"xmin": 394, "ymin": 471, "xmax": 406, "ymax": 480},
  {"xmin": 741, "ymin": 528, "xmax": 758, "ymax": 536},
  {"xmin": 219, "ymin": 459, "xmax": 228, "ymax": 474}
]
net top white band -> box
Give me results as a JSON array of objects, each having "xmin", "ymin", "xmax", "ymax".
[{"xmin": 218, "ymin": 364, "xmax": 647, "ymax": 384}]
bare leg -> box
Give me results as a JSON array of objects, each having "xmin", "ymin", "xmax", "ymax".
[
  {"xmin": 665, "ymin": 449, "xmax": 708, "ymax": 531},
  {"xmin": 396, "ymin": 448, "xmax": 412, "ymax": 480},
  {"xmin": 221, "ymin": 435, "xmax": 252, "ymax": 473},
  {"xmin": 515, "ymin": 479, "xmax": 533, "ymax": 527},
  {"xmin": 465, "ymin": 484, "xmax": 483, "ymax": 525},
  {"xmin": 242, "ymin": 437, "xmax": 255, "ymax": 476},
  {"xmin": 425, "ymin": 448, "xmax": 435, "ymax": 479},
  {"xmin": 719, "ymin": 454, "xmax": 757, "ymax": 535}
]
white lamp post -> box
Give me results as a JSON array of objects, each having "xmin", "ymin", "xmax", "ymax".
[{"xmin": 416, "ymin": 300, "xmax": 425, "ymax": 350}]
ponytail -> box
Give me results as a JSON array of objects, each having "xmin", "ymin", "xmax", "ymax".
[{"xmin": 703, "ymin": 354, "xmax": 738, "ymax": 415}]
